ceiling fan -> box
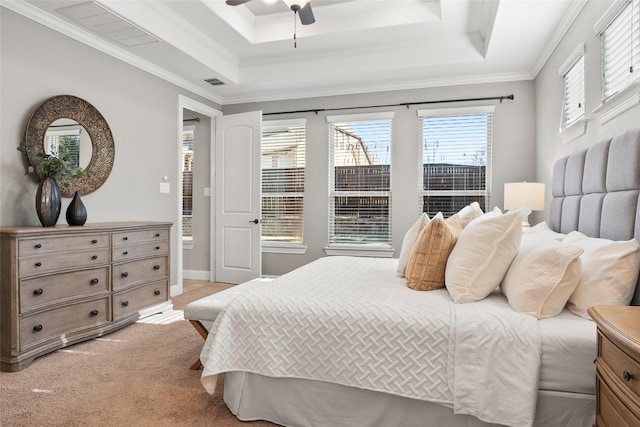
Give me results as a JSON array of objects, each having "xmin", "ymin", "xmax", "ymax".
[{"xmin": 225, "ymin": 0, "xmax": 316, "ymax": 26}]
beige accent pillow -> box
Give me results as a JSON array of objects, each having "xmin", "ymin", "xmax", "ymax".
[
  {"xmin": 563, "ymin": 231, "xmax": 640, "ymax": 319},
  {"xmin": 397, "ymin": 213, "xmax": 430, "ymax": 277},
  {"xmin": 501, "ymin": 234, "xmax": 583, "ymax": 319},
  {"xmin": 405, "ymin": 213, "xmax": 462, "ymax": 291},
  {"xmin": 445, "ymin": 207, "xmax": 530, "ymax": 303}
]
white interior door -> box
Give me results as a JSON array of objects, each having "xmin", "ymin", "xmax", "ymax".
[{"xmin": 214, "ymin": 111, "xmax": 262, "ymax": 284}]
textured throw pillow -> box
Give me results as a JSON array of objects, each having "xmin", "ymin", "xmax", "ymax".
[
  {"xmin": 397, "ymin": 213, "xmax": 430, "ymax": 277},
  {"xmin": 501, "ymin": 234, "xmax": 583, "ymax": 319},
  {"xmin": 445, "ymin": 207, "xmax": 530, "ymax": 303},
  {"xmin": 563, "ymin": 231, "xmax": 640, "ymax": 319},
  {"xmin": 405, "ymin": 213, "xmax": 462, "ymax": 291}
]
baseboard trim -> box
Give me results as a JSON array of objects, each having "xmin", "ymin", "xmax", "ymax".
[{"xmin": 183, "ymin": 270, "xmax": 211, "ymax": 281}]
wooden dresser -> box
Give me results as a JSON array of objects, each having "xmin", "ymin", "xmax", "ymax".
[
  {"xmin": 588, "ymin": 305, "xmax": 640, "ymax": 427},
  {"xmin": 0, "ymin": 222, "xmax": 172, "ymax": 372}
]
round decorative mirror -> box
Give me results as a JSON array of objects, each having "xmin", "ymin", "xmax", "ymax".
[{"xmin": 24, "ymin": 95, "xmax": 115, "ymax": 197}]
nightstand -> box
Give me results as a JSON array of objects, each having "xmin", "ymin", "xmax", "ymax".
[{"xmin": 588, "ymin": 305, "xmax": 640, "ymax": 427}]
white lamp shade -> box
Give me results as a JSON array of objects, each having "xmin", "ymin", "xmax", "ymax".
[{"xmin": 504, "ymin": 182, "xmax": 545, "ymax": 211}]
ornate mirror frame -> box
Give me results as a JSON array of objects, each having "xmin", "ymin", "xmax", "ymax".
[{"xmin": 24, "ymin": 95, "xmax": 115, "ymax": 197}]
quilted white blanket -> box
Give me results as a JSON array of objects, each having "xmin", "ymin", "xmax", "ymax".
[{"xmin": 200, "ymin": 257, "xmax": 541, "ymax": 427}]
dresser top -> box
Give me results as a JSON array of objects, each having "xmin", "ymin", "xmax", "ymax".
[
  {"xmin": 589, "ymin": 305, "xmax": 640, "ymax": 359},
  {"xmin": 0, "ymin": 221, "xmax": 172, "ymax": 237}
]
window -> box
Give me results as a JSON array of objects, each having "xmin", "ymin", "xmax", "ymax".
[
  {"xmin": 261, "ymin": 120, "xmax": 306, "ymax": 253},
  {"xmin": 561, "ymin": 54, "xmax": 585, "ymax": 129},
  {"xmin": 600, "ymin": 0, "xmax": 639, "ymax": 100},
  {"xmin": 327, "ymin": 113, "xmax": 393, "ymax": 255},
  {"xmin": 182, "ymin": 126, "xmax": 194, "ymax": 243},
  {"xmin": 418, "ymin": 107, "xmax": 493, "ymax": 218},
  {"xmin": 45, "ymin": 126, "xmax": 82, "ymax": 170}
]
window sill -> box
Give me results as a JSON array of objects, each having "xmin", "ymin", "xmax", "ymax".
[
  {"xmin": 324, "ymin": 244, "xmax": 394, "ymax": 258},
  {"xmin": 183, "ymin": 241, "xmax": 195, "ymax": 250},
  {"xmin": 262, "ymin": 243, "xmax": 307, "ymax": 255},
  {"xmin": 593, "ymin": 82, "xmax": 640, "ymax": 124},
  {"xmin": 559, "ymin": 117, "xmax": 586, "ymax": 144}
]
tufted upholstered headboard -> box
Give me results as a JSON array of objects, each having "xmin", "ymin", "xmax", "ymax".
[{"xmin": 549, "ymin": 128, "xmax": 640, "ymax": 305}]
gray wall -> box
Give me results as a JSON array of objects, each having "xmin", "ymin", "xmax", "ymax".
[
  {"xmin": 534, "ymin": 0, "xmax": 640, "ymax": 225},
  {"xmin": 224, "ymin": 81, "xmax": 536, "ymax": 276},
  {"xmin": 0, "ymin": 9, "xmax": 220, "ymax": 292},
  {"xmin": 182, "ymin": 111, "xmax": 212, "ymax": 276}
]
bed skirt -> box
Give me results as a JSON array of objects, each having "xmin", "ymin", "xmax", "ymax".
[{"xmin": 224, "ymin": 371, "xmax": 595, "ymax": 427}]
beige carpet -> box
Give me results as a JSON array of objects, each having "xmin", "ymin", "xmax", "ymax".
[{"xmin": 0, "ymin": 282, "xmax": 277, "ymax": 427}]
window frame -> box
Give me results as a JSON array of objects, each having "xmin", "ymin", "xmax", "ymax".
[
  {"xmin": 592, "ymin": 0, "xmax": 640, "ymax": 123},
  {"xmin": 261, "ymin": 118, "xmax": 307, "ymax": 255},
  {"xmin": 325, "ymin": 112, "xmax": 394, "ymax": 258},
  {"xmin": 558, "ymin": 44, "xmax": 586, "ymax": 142},
  {"xmin": 417, "ymin": 106, "xmax": 494, "ymax": 218},
  {"xmin": 182, "ymin": 124, "xmax": 195, "ymax": 249}
]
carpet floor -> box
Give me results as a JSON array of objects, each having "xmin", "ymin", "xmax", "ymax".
[{"xmin": 0, "ymin": 282, "xmax": 277, "ymax": 427}]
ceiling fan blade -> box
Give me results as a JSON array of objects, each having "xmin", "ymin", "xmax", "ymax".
[
  {"xmin": 226, "ymin": 0, "xmax": 252, "ymax": 5},
  {"xmin": 298, "ymin": 2, "xmax": 315, "ymax": 25}
]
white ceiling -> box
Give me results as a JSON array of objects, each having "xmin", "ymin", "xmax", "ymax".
[{"xmin": 7, "ymin": 0, "xmax": 586, "ymax": 105}]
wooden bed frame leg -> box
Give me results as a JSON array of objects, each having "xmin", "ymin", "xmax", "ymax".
[{"xmin": 189, "ymin": 320, "xmax": 209, "ymax": 370}]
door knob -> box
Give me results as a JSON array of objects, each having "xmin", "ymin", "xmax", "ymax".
[{"xmin": 250, "ymin": 219, "xmax": 260, "ymax": 224}]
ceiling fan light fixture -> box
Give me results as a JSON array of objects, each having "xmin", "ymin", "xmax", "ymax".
[{"xmin": 283, "ymin": 0, "xmax": 309, "ymax": 12}]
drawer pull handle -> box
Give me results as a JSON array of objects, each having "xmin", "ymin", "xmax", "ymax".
[
  {"xmin": 91, "ymin": 239, "xmax": 98, "ymax": 244},
  {"xmin": 122, "ymin": 301, "xmax": 129, "ymax": 307},
  {"xmin": 123, "ymin": 236, "xmax": 128, "ymax": 241},
  {"xmin": 155, "ymin": 246, "xmax": 160, "ymax": 250},
  {"xmin": 33, "ymin": 288, "xmax": 44, "ymax": 296},
  {"xmin": 90, "ymin": 310, "xmax": 99, "ymax": 317},
  {"xmin": 35, "ymin": 262, "xmax": 42, "ymax": 267},
  {"xmin": 155, "ymin": 233, "xmax": 160, "ymax": 237},
  {"xmin": 121, "ymin": 272, "xmax": 129, "ymax": 278},
  {"xmin": 154, "ymin": 290, "xmax": 161, "ymax": 296},
  {"xmin": 123, "ymin": 251, "xmax": 128, "ymax": 256},
  {"xmin": 623, "ymin": 371, "xmax": 634, "ymax": 382},
  {"xmin": 91, "ymin": 278, "xmax": 99, "ymax": 285},
  {"xmin": 91, "ymin": 255, "xmax": 98, "ymax": 260},
  {"xmin": 35, "ymin": 243, "xmax": 42, "ymax": 249},
  {"xmin": 33, "ymin": 324, "xmax": 43, "ymax": 332},
  {"xmin": 153, "ymin": 264, "xmax": 160, "ymax": 270}
]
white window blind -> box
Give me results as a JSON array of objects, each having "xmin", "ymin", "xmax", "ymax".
[
  {"xmin": 601, "ymin": 0, "xmax": 640, "ymax": 100},
  {"xmin": 418, "ymin": 108, "xmax": 493, "ymax": 218},
  {"xmin": 328, "ymin": 116, "xmax": 392, "ymax": 246},
  {"xmin": 182, "ymin": 127, "xmax": 194, "ymax": 241},
  {"xmin": 261, "ymin": 121, "xmax": 305, "ymax": 245},
  {"xmin": 562, "ymin": 55, "xmax": 585, "ymax": 128}
]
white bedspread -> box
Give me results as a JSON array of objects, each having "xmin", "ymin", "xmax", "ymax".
[{"xmin": 200, "ymin": 257, "xmax": 542, "ymax": 427}]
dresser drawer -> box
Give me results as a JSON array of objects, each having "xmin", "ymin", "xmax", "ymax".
[
  {"xmin": 20, "ymin": 297, "xmax": 110, "ymax": 351},
  {"xmin": 20, "ymin": 267, "xmax": 110, "ymax": 313},
  {"xmin": 112, "ymin": 241, "xmax": 169, "ymax": 262},
  {"xmin": 597, "ymin": 372, "xmax": 640, "ymax": 427},
  {"xmin": 112, "ymin": 256, "xmax": 168, "ymax": 291},
  {"xmin": 19, "ymin": 234, "xmax": 109, "ymax": 256},
  {"xmin": 19, "ymin": 248, "xmax": 110, "ymax": 277},
  {"xmin": 601, "ymin": 333, "xmax": 640, "ymax": 399},
  {"xmin": 112, "ymin": 229, "xmax": 168, "ymax": 247},
  {"xmin": 113, "ymin": 280, "xmax": 168, "ymax": 320}
]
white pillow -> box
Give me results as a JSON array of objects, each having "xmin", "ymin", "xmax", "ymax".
[
  {"xmin": 445, "ymin": 207, "xmax": 530, "ymax": 303},
  {"xmin": 501, "ymin": 234, "xmax": 583, "ymax": 319},
  {"xmin": 454, "ymin": 202, "xmax": 484, "ymax": 228},
  {"xmin": 397, "ymin": 213, "xmax": 430, "ymax": 277},
  {"xmin": 563, "ymin": 231, "xmax": 640, "ymax": 319},
  {"xmin": 528, "ymin": 221, "xmax": 566, "ymax": 241}
]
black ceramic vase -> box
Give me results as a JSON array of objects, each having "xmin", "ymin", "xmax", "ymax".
[
  {"xmin": 36, "ymin": 177, "xmax": 62, "ymax": 227},
  {"xmin": 66, "ymin": 191, "xmax": 87, "ymax": 226}
]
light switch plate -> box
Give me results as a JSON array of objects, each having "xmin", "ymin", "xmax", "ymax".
[
  {"xmin": 160, "ymin": 182, "xmax": 170, "ymax": 194},
  {"xmin": 204, "ymin": 187, "xmax": 211, "ymax": 197}
]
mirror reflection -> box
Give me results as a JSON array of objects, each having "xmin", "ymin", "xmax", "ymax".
[{"xmin": 44, "ymin": 118, "xmax": 92, "ymax": 170}]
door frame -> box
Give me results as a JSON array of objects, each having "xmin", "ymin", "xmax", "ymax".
[{"xmin": 176, "ymin": 95, "xmax": 221, "ymax": 296}]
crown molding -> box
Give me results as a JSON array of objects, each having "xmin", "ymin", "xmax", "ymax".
[{"xmin": 2, "ymin": 0, "xmax": 224, "ymax": 105}]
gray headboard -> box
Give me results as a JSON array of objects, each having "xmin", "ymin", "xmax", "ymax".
[{"xmin": 549, "ymin": 128, "xmax": 640, "ymax": 306}]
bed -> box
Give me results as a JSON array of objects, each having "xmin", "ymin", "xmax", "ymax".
[{"xmin": 199, "ymin": 128, "xmax": 640, "ymax": 427}]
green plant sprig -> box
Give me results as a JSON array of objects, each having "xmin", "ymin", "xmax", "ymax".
[{"xmin": 18, "ymin": 142, "xmax": 88, "ymax": 187}]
